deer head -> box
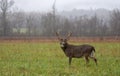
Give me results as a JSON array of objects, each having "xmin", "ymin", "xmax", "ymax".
[{"xmin": 56, "ymin": 32, "xmax": 72, "ymax": 48}]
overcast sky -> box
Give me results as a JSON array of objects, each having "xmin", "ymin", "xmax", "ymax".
[{"xmin": 14, "ymin": 0, "xmax": 120, "ymax": 12}]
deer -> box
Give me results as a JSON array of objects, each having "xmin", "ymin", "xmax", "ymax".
[{"xmin": 56, "ymin": 32, "xmax": 97, "ymax": 65}]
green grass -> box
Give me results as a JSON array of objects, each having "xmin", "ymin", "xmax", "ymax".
[{"xmin": 0, "ymin": 42, "xmax": 120, "ymax": 76}]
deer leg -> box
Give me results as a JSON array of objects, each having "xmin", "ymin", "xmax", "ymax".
[
  {"xmin": 85, "ymin": 56, "xmax": 89, "ymax": 64},
  {"xmin": 89, "ymin": 56, "xmax": 97, "ymax": 65},
  {"xmin": 69, "ymin": 57, "xmax": 72, "ymax": 65}
]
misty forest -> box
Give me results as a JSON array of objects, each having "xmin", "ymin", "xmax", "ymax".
[{"xmin": 0, "ymin": 0, "xmax": 120, "ymax": 38}]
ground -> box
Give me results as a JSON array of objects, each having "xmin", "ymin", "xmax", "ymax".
[{"xmin": 0, "ymin": 40, "xmax": 120, "ymax": 76}]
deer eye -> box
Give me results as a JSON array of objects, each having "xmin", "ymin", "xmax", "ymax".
[
  {"xmin": 64, "ymin": 39, "xmax": 67, "ymax": 41},
  {"xmin": 59, "ymin": 39, "xmax": 62, "ymax": 41}
]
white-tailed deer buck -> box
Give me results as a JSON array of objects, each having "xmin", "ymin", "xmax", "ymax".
[{"xmin": 56, "ymin": 32, "xmax": 97, "ymax": 65}]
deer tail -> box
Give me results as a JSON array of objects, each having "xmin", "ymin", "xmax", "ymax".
[
  {"xmin": 93, "ymin": 47, "xmax": 95, "ymax": 52},
  {"xmin": 90, "ymin": 47, "xmax": 95, "ymax": 57}
]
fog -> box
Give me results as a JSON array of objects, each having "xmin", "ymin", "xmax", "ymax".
[{"xmin": 14, "ymin": 0, "xmax": 120, "ymax": 12}]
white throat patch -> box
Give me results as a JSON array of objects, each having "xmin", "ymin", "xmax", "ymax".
[{"xmin": 60, "ymin": 44, "xmax": 64, "ymax": 47}]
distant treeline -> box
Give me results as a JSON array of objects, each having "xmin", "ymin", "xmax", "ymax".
[{"xmin": 0, "ymin": 0, "xmax": 120, "ymax": 37}]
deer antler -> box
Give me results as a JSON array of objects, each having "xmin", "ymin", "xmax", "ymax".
[
  {"xmin": 67, "ymin": 32, "xmax": 72, "ymax": 40},
  {"xmin": 56, "ymin": 31, "xmax": 61, "ymax": 40}
]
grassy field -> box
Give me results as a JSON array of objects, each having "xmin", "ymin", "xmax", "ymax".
[{"xmin": 0, "ymin": 41, "xmax": 120, "ymax": 76}]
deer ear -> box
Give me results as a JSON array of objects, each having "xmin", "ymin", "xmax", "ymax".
[
  {"xmin": 56, "ymin": 32, "xmax": 61, "ymax": 41},
  {"xmin": 67, "ymin": 32, "xmax": 72, "ymax": 40}
]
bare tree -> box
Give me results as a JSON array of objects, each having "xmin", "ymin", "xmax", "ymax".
[
  {"xmin": 0, "ymin": 0, "xmax": 14, "ymax": 36},
  {"xmin": 52, "ymin": 0, "xmax": 57, "ymax": 36},
  {"xmin": 110, "ymin": 9, "xmax": 120, "ymax": 38},
  {"xmin": 11, "ymin": 11, "xmax": 26, "ymax": 36}
]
